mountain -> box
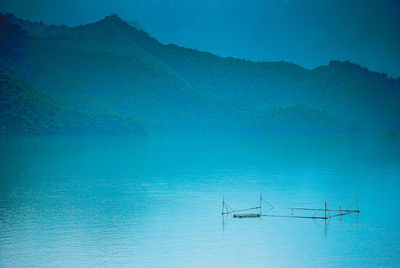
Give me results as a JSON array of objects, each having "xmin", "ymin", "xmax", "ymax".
[
  {"xmin": 0, "ymin": 74, "xmax": 146, "ymax": 135},
  {"xmin": 1, "ymin": 13, "xmax": 399, "ymax": 136}
]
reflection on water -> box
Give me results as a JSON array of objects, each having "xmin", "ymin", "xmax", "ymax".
[{"xmin": 0, "ymin": 136, "xmax": 400, "ymax": 267}]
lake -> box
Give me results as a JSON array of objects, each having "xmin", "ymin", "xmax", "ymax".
[{"xmin": 1, "ymin": 136, "xmax": 400, "ymax": 267}]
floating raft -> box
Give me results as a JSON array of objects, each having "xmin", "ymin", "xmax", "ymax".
[{"xmin": 233, "ymin": 213, "xmax": 260, "ymax": 218}]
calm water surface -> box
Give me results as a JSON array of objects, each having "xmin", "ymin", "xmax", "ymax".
[{"xmin": 0, "ymin": 136, "xmax": 399, "ymax": 267}]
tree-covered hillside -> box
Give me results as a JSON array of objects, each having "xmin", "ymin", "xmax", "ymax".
[
  {"xmin": 1, "ymin": 13, "xmax": 398, "ymax": 136},
  {"xmin": 0, "ymin": 74, "xmax": 146, "ymax": 135}
]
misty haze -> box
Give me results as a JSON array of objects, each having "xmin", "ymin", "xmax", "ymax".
[{"xmin": 0, "ymin": 1, "xmax": 400, "ymax": 267}]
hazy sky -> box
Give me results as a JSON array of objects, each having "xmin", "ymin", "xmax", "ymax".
[{"xmin": 1, "ymin": 0, "xmax": 400, "ymax": 77}]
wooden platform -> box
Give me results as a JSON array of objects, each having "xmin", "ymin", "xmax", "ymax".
[{"xmin": 233, "ymin": 213, "xmax": 260, "ymax": 218}]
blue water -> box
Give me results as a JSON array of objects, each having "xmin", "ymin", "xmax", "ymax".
[{"xmin": 0, "ymin": 136, "xmax": 400, "ymax": 267}]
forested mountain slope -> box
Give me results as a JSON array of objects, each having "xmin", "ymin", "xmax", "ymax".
[{"xmin": 1, "ymin": 13, "xmax": 398, "ymax": 135}]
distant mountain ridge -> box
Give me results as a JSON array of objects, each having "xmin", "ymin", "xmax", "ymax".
[{"xmin": 1, "ymin": 13, "xmax": 399, "ymax": 136}]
